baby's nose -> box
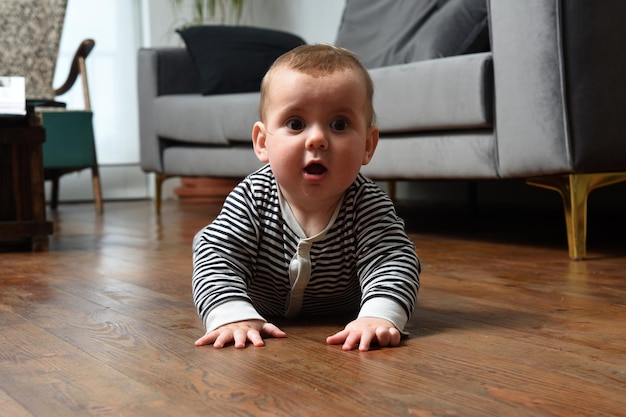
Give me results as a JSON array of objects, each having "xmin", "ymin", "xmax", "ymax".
[{"xmin": 306, "ymin": 126, "xmax": 328, "ymax": 150}]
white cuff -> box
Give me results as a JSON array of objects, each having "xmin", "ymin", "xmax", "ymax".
[
  {"xmin": 204, "ymin": 300, "xmax": 266, "ymax": 333},
  {"xmin": 358, "ymin": 297, "xmax": 409, "ymax": 332}
]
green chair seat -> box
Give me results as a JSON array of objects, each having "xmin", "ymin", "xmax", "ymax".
[{"xmin": 42, "ymin": 111, "xmax": 96, "ymax": 169}]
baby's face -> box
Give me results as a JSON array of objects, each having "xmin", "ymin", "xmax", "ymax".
[{"xmin": 253, "ymin": 67, "xmax": 378, "ymax": 207}]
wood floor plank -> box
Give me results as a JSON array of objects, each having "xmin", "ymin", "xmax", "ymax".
[
  {"xmin": 0, "ymin": 385, "xmax": 34, "ymax": 417},
  {"xmin": 0, "ymin": 314, "xmax": 205, "ymax": 416}
]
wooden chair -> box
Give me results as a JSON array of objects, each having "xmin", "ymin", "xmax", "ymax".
[{"xmin": 41, "ymin": 39, "xmax": 103, "ymax": 214}]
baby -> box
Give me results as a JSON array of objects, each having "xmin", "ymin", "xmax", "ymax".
[{"xmin": 192, "ymin": 44, "xmax": 420, "ymax": 351}]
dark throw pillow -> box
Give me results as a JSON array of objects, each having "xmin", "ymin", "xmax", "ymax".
[
  {"xmin": 177, "ymin": 25, "xmax": 306, "ymax": 95},
  {"xmin": 334, "ymin": 0, "xmax": 489, "ymax": 69}
]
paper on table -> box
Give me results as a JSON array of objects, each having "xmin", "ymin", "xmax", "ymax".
[{"xmin": 0, "ymin": 76, "xmax": 26, "ymax": 116}]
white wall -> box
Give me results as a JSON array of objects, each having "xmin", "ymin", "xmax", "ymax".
[
  {"xmin": 245, "ymin": 0, "xmax": 345, "ymax": 45},
  {"xmin": 54, "ymin": 0, "xmax": 345, "ymax": 204}
]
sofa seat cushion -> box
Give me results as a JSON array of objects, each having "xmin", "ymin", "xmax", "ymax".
[
  {"xmin": 362, "ymin": 130, "xmax": 497, "ymax": 179},
  {"xmin": 153, "ymin": 92, "xmax": 260, "ymax": 145},
  {"xmin": 163, "ymin": 145, "xmax": 263, "ymax": 177},
  {"xmin": 372, "ymin": 52, "xmax": 493, "ymax": 133}
]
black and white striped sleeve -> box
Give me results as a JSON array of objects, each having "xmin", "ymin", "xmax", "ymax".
[
  {"xmin": 191, "ymin": 181, "xmax": 265, "ymax": 332},
  {"xmin": 354, "ymin": 181, "xmax": 421, "ymax": 331}
]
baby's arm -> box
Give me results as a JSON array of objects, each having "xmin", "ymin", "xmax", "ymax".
[
  {"xmin": 332, "ymin": 183, "xmax": 420, "ymax": 351},
  {"xmin": 192, "ymin": 182, "xmax": 271, "ymax": 347},
  {"xmin": 196, "ymin": 319, "xmax": 286, "ymax": 349}
]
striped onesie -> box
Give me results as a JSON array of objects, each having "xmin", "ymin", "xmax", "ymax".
[{"xmin": 192, "ymin": 165, "xmax": 420, "ymax": 333}]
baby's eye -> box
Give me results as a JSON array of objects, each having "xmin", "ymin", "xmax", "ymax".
[
  {"xmin": 286, "ymin": 118, "xmax": 305, "ymax": 131},
  {"xmin": 330, "ymin": 118, "xmax": 348, "ymax": 131}
]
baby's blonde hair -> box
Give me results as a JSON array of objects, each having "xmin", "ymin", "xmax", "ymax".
[{"xmin": 259, "ymin": 44, "xmax": 376, "ymax": 126}]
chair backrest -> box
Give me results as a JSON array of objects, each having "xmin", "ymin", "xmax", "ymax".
[{"xmin": 0, "ymin": 0, "xmax": 68, "ymax": 100}]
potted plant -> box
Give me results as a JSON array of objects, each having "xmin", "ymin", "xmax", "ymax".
[{"xmin": 170, "ymin": 0, "xmax": 247, "ymax": 26}]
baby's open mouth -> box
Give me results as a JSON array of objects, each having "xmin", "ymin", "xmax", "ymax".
[{"xmin": 304, "ymin": 163, "xmax": 327, "ymax": 175}]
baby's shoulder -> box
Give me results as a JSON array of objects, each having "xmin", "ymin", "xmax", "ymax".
[
  {"xmin": 347, "ymin": 173, "xmax": 393, "ymax": 206},
  {"xmin": 229, "ymin": 166, "xmax": 280, "ymax": 212},
  {"xmin": 239, "ymin": 165, "xmax": 277, "ymax": 196}
]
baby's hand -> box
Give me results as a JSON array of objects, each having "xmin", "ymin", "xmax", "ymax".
[
  {"xmin": 326, "ymin": 317, "xmax": 401, "ymax": 351},
  {"xmin": 195, "ymin": 320, "xmax": 286, "ymax": 349}
]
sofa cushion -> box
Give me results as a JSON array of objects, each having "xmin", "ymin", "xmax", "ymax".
[
  {"xmin": 362, "ymin": 130, "xmax": 497, "ymax": 179},
  {"xmin": 153, "ymin": 92, "xmax": 260, "ymax": 145},
  {"xmin": 163, "ymin": 146, "xmax": 263, "ymax": 177},
  {"xmin": 152, "ymin": 53, "xmax": 492, "ymax": 146},
  {"xmin": 335, "ymin": 0, "xmax": 489, "ymax": 69},
  {"xmin": 177, "ymin": 25, "xmax": 305, "ymax": 95},
  {"xmin": 371, "ymin": 52, "xmax": 493, "ymax": 133}
]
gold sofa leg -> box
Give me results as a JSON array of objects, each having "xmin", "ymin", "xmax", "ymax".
[
  {"xmin": 155, "ymin": 173, "xmax": 172, "ymax": 215},
  {"xmin": 527, "ymin": 172, "xmax": 626, "ymax": 260}
]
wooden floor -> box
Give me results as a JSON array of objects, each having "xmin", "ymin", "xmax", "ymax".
[{"xmin": 1, "ymin": 199, "xmax": 625, "ymax": 417}]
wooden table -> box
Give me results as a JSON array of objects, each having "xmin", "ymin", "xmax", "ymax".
[{"xmin": 0, "ymin": 111, "xmax": 53, "ymax": 251}]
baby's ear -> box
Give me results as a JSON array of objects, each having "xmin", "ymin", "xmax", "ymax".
[
  {"xmin": 252, "ymin": 122, "xmax": 270, "ymax": 163},
  {"xmin": 361, "ymin": 125, "xmax": 379, "ymax": 165}
]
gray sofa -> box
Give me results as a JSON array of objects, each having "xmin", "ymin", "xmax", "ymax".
[{"xmin": 138, "ymin": 0, "xmax": 626, "ymax": 259}]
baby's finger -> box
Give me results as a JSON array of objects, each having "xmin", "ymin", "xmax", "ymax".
[
  {"xmin": 344, "ymin": 331, "xmax": 364, "ymax": 351},
  {"xmin": 195, "ymin": 331, "xmax": 218, "ymax": 347},
  {"xmin": 247, "ymin": 329, "xmax": 265, "ymax": 347},
  {"xmin": 326, "ymin": 329, "xmax": 349, "ymax": 345},
  {"xmin": 233, "ymin": 329, "xmax": 248, "ymax": 349},
  {"xmin": 211, "ymin": 331, "xmax": 235, "ymax": 349},
  {"xmin": 389, "ymin": 327, "xmax": 402, "ymax": 346},
  {"xmin": 375, "ymin": 326, "xmax": 391, "ymax": 347},
  {"xmin": 261, "ymin": 323, "xmax": 287, "ymax": 338},
  {"xmin": 358, "ymin": 329, "xmax": 375, "ymax": 351}
]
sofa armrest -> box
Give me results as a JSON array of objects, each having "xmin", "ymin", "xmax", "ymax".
[
  {"xmin": 490, "ymin": 0, "xmax": 626, "ymax": 177},
  {"xmin": 138, "ymin": 47, "xmax": 202, "ymax": 173},
  {"xmin": 489, "ymin": 0, "xmax": 570, "ymax": 177}
]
